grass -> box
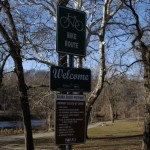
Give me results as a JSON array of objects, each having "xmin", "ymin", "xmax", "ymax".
[
  {"xmin": 0, "ymin": 119, "xmax": 144, "ymax": 150},
  {"xmin": 88, "ymin": 119, "xmax": 143, "ymax": 138},
  {"xmin": 73, "ymin": 119, "xmax": 143, "ymax": 150},
  {"xmin": 74, "ymin": 137, "xmax": 142, "ymax": 150}
]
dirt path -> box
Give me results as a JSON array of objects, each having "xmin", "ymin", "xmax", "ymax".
[{"xmin": 0, "ymin": 132, "xmax": 54, "ymax": 142}]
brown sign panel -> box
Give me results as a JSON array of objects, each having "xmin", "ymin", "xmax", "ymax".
[{"xmin": 55, "ymin": 94, "xmax": 86, "ymax": 145}]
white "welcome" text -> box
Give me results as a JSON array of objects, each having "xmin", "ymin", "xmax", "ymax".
[{"xmin": 52, "ymin": 68, "xmax": 89, "ymax": 81}]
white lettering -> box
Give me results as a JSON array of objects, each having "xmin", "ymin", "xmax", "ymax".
[
  {"xmin": 70, "ymin": 73, "xmax": 74, "ymax": 79},
  {"xmin": 53, "ymin": 68, "xmax": 61, "ymax": 78},
  {"xmin": 73, "ymin": 74, "xmax": 77, "ymax": 80},
  {"xmin": 63, "ymin": 73, "xmax": 67, "ymax": 79},
  {"xmin": 67, "ymin": 32, "xmax": 77, "ymax": 40},
  {"xmin": 65, "ymin": 40, "xmax": 78, "ymax": 49},
  {"xmin": 52, "ymin": 68, "xmax": 89, "ymax": 81},
  {"xmin": 85, "ymin": 75, "xmax": 89, "ymax": 80}
]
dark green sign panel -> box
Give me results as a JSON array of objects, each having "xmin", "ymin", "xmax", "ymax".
[
  {"xmin": 50, "ymin": 66, "xmax": 91, "ymax": 92},
  {"xmin": 57, "ymin": 6, "xmax": 86, "ymax": 56}
]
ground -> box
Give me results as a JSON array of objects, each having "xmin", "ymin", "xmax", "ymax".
[{"xmin": 0, "ymin": 119, "xmax": 143, "ymax": 150}]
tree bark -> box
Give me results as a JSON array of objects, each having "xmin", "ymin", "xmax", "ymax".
[
  {"xmin": 142, "ymin": 48, "xmax": 150, "ymax": 150},
  {"xmin": 85, "ymin": 0, "xmax": 107, "ymax": 138},
  {"xmin": 109, "ymin": 100, "xmax": 115, "ymax": 123},
  {"xmin": 0, "ymin": 54, "xmax": 10, "ymax": 89},
  {"xmin": 14, "ymin": 56, "xmax": 34, "ymax": 150}
]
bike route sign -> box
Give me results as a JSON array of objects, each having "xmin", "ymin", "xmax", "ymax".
[
  {"xmin": 57, "ymin": 6, "xmax": 86, "ymax": 56},
  {"xmin": 55, "ymin": 94, "xmax": 86, "ymax": 145}
]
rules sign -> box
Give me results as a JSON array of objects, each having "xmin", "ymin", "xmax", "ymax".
[
  {"xmin": 57, "ymin": 6, "xmax": 86, "ymax": 56},
  {"xmin": 55, "ymin": 94, "xmax": 86, "ymax": 145}
]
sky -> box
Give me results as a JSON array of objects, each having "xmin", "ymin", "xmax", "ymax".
[{"xmin": 2, "ymin": 0, "xmax": 149, "ymax": 79}]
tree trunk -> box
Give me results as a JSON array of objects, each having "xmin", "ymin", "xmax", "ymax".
[
  {"xmin": 109, "ymin": 100, "xmax": 114, "ymax": 123},
  {"xmin": 14, "ymin": 57, "xmax": 34, "ymax": 150},
  {"xmin": 86, "ymin": 106, "xmax": 92, "ymax": 138},
  {"xmin": 0, "ymin": 72, "xmax": 3, "ymax": 89},
  {"xmin": 85, "ymin": 0, "xmax": 124, "ymax": 138},
  {"xmin": 142, "ymin": 48, "xmax": 150, "ymax": 150},
  {"xmin": 0, "ymin": 54, "xmax": 10, "ymax": 89},
  {"xmin": 47, "ymin": 112, "xmax": 52, "ymax": 131}
]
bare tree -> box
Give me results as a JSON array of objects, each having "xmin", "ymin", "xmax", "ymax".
[
  {"xmin": 19, "ymin": 0, "xmax": 124, "ymax": 138},
  {"xmin": 0, "ymin": 1, "xmax": 34, "ymax": 149},
  {"xmin": 86, "ymin": 0, "xmax": 124, "ymax": 137},
  {"xmin": 114, "ymin": 0, "xmax": 150, "ymax": 149}
]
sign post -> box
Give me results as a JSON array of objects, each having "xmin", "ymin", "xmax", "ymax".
[{"xmin": 54, "ymin": 3, "xmax": 88, "ymax": 150}]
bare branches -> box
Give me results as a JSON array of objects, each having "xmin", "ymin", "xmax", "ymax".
[
  {"xmin": 1, "ymin": 0, "xmax": 19, "ymax": 45},
  {"xmin": 0, "ymin": 41, "xmax": 10, "ymax": 45},
  {"xmin": 25, "ymin": 57, "xmax": 56, "ymax": 66},
  {"xmin": 0, "ymin": 53, "xmax": 10, "ymax": 88},
  {"xmin": 0, "ymin": 24, "xmax": 14, "ymax": 50},
  {"xmin": 124, "ymin": 0, "xmax": 147, "ymax": 50},
  {"xmin": 87, "ymin": 0, "xmax": 124, "ymax": 106},
  {"xmin": 0, "ymin": 54, "xmax": 10, "ymax": 71},
  {"xmin": 27, "ymin": 84, "xmax": 49, "ymax": 89}
]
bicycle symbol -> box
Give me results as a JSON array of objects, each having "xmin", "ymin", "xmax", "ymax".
[{"xmin": 60, "ymin": 13, "xmax": 84, "ymax": 32}]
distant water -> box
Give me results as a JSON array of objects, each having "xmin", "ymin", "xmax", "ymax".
[{"xmin": 0, "ymin": 120, "xmax": 46, "ymax": 128}]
